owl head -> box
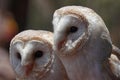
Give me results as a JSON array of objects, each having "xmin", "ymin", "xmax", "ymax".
[
  {"xmin": 52, "ymin": 6, "xmax": 112, "ymax": 58},
  {"xmin": 10, "ymin": 30, "xmax": 54, "ymax": 80}
]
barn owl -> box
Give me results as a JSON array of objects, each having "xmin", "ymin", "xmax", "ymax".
[
  {"xmin": 52, "ymin": 6, "xmax": 120, "ymax": 80},
  {"xmin": 10, "ymin": 30, "xmax": 69, "ymax": 80}
]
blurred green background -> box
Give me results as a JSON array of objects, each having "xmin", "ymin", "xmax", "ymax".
[{"xmin": 0, "ymin": 0, "xmax": 120, "ymax": 48}]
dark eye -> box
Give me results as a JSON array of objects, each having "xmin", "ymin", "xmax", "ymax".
[
  {"xmin": 34, "ymin": 51, "xmax": 43, "ymax": 59},
  {"xmin": 69, "ymin": 26, "xmax": 78, "ymax": 33},
  {"xmin": 17, "ymin": 52, "xmax": 21, "ymax": 60}
]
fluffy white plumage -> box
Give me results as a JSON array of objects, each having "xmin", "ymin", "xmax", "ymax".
[
  {"xmin": 52, "ymin": 6, "xmax": 120, "ymax": 80},
  {"xmin": 10, "ymin": 30, "xmax": 69, "ymax": 80}
]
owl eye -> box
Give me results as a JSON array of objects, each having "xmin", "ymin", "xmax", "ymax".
[
  {"xmin": 17, "ymin": 52, "xmax": 21, "ymax": 60},
  {"xmin": 34, "ymin": 51, "xmax": 43, "ymax": 59},
  {"xmin": 69, "ymin": 26, "xmax": 78, "ymax": 33}
]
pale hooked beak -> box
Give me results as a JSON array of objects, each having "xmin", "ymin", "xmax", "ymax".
[
  {"xmin": 21, "ymin": 55, "xmax": 34, "ymax": 76},
  {"xmin": 23, "ymin": 63, "xmax": 34, "ymax": 77},
  {"xmin": 54, "ymin": 30, "xmax": 67, "ymax": 51}
]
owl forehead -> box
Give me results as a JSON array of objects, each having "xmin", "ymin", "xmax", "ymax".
[
  {"xmin": 11, "ymin": 37, "xmax": 52, "ymax": 49},
  {"xmin": 11, "ymin": 30, "xmax": 53, "ymax": 45},
  {"xmin": 54, "ymin": 6, "xmax": 88, "ymax": 24}
]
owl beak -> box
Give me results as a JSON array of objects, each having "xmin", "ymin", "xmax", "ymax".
[
  {"xmin": 54, "ymin": 24, "xmax": 67, "ymax": 51},
  {"xmin": 21, "ymin": 57, "xmax": 34, "ymax": 76},
  {"xmin": 58, "ymin": 39, "xmax": 66, "ymax": 50},
  {"xmin": 54, "ymin": 34, "xmax": 67, "ymax": 51},
  {"xmin": 21, "ymin": 61, "xmax": 34, "ymax": 76},
  {"xmin": 21, "ymin": 56, "xmax": 32, "ymax": 66},
  {"xmin": 24, "ymin": 63, "xmax": 34, "ymax": 76}
]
